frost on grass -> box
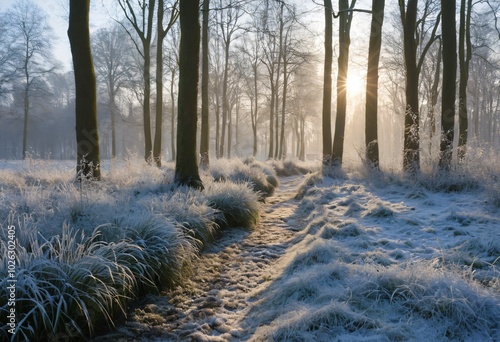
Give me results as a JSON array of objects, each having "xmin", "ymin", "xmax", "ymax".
[
  {"xmin": 241, "ymin": 164, "xmax": 499, "ymax": 342},
  {"xmin": 0, "ymin": 158, "xmax": 266, "ymax": 341},
  {"xmin": 205, "ymin": 181, "xmax": 262, "ymax": 229}
]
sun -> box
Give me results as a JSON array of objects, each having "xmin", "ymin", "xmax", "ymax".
[{"xmin": 346, "ymin": 72, "xmax": 365, "ymax": 94}]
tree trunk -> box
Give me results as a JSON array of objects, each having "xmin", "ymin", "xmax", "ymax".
[
  {"xmin": 175, "ymin": 0, "xmax": 203, "ymax": 189},
  {"xmin": 109, "ymin": 90, "xmax": 117, "ymax": 159},
  {"xmin": 227, "ymin": 101, "xmax": 232, "ymax": 158},
  {"xmin": 200, "ymin": 0, "xmax": 210, "ymax": 169},
  {"xmin": 322, "ymin": 0, "xmax": 333, "ymax": 165},
  {"xmin": 428, "ymin": 40, "xmax": 441, "ymax": 157},
  {"xmin": 68, "ymin": 0, "xmax": 101, "ymax": 180},
  {"xmin": 170, "ymin": 71, "xmax": 176, "ymax": 160},
  {"xmin": 143, "ymin": 40, "xmax": 153, "ymax": 162},
  {"xmin": 252, "ymin": 64, "xmax": 258, "ymax": 157},
  {"xmin": 268, "ymin": 76, "xmax": 275, "ymax": 159},
  {"xmin": 332, "ymin": 0, "xmax": 355, "ymax": 165},
  {"xmin": 300, "ymin": 117, "xmax": 305, "ymax": 161},
  {"xmin": 400, "ymin": 0, "xmax": 420, "ymax": 174},
  {"xmin": 220, "ymin": 37, "xmax": 230, "ymax": 158},
  {"xmin": 274, "ymin": 14, "xmax": 283, "ymax": 159},
  {"xmin": 153, "ymin": 0, "xmax": 165, "ymax": 167},
  {"xmin": 439, "ymin": 0, "xmax": 457, "ymax": 171},
  {"xmin": 458, "ymin": 0, "xmax": 472, "ymax": 161},
  {"xmin": 365, "ymin": 0, "xmax": 384, "ymax": 169},
  {"xmin": 215, "ymin": 92, "xmax": 220, "ymax": 158},
  {"xmin": 22, "ymin": 81, "xmax": 29, "ymax": 160},
  {"xmin": 279, "ymin": 56, "xmax": 288, "ymax": 160}
]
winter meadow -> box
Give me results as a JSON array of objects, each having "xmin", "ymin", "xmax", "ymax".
[{"xmin": 0, "ymin": 0, "xmax": 499, "ymax": 341}]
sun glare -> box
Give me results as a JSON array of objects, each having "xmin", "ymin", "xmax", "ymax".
[{"xmin": 346, "ymin": 73, "xmax": 364, "ymax": 94}]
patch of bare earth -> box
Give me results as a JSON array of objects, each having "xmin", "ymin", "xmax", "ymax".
[{"xmin": 93, "ymin": 176, "xmax": 304, "ymax": 342}]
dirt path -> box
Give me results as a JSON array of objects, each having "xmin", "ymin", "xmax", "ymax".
[{"xmin": 94, "ymin": 175, "xmax": 304, "ymax": 342}]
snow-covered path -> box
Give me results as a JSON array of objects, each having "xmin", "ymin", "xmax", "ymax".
[
  {"xmin": 94, "ymin": 175, "xmax": 305, "ymax": 341},
  {"xmin": 93, "ymin": 171, "xmax": 499, "ymax": 341}
]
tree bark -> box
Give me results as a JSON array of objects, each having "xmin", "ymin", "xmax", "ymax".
[
  {"xmin": 365, "ymin": 0, "xmax": 384, "ymax": 169},
  {"xmin": 109, "ymin": 90, "xmax": 117, "ymax": 159},
  {"xmin": 175, "ymin": 0, "xmax": 203, "ymax": 189},
  {"xmin": 439, "ymin": 0, "xmax": 457, "ymax": 171},
  {"xmin": 332, "ymin": 0, "xmax": 355, "ymax": 165},
  {"xmin": 399, "ymin": 0, "xmax": 420, "ymax": 174},
  {"xmin": 200, "ymin": 0, "xmax": 210, "ymax": 169},
  {"xmin": 170, "ymin": 70, "xmax": 176, "ymax": 160},
  {"xmin": 22, "ymin": 76, "xmax": 29, "ymax": 160},
  {"xmin": 428, "ymin": 40, "xmax": 441, "ymax": 156},
  {"xmin": 322, "ymin": 0, "xmax": 333, "ymax": 165},
  {"xmin": 153, "ymin": 0, "xmax": 165, "ymax": 167},
  {"xmin": 252, "ymin": 64, "xmax": 258, "ymax": 157},
  {"xmin": 279, "ymin": 48, "xmax": 289, "ymax": 160},
  {"xmin": 274, "ymin": 2, "xmax": 284, "ymax": 159},
  {"xmin": 68, "ymin": 0, "xmax": 101, "ymax": 180},
  {"xmin": 458, "ymin": 0, "xmax": 472, "ymax": 161},
  {"xmin": 268, "ymin": 73, "xmax": 275, "ymax": 159},
  {"xmin": 220, "ymin": 40, "xmax": 230, "ymax": 158},
  {"xmin": 118, "ymin": 0, "xmax": 156, "ymax": 163},
  {"xmin": 143, "ymin": 22, "xmax": 153, "ymax": 162}
]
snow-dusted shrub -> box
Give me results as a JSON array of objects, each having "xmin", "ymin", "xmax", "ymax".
[
  {"xmin": 96, "ymin": 215, "xmax": 197, "ymax": 290},
  {"xmin": 211, "ymin": 159, "xmax": 276, "ymax": 198},
  {"xmin": 205, "ymin": 181, "xmax": 261, "ymax": 229},
  {"xmin": 270, "ymin": 302, "xmax": 379, "ymax": 341},
  {"xmin": 243, "ymin": 157, "xmax": 280, "ymax": 188},
  {"xmin": 268, "ymin": 159, "xmax": 318, "ymax": 177},
  {"xmin": 295, "ymin": 171, "xmax": 323, "ymax": 199},
  {"xmin": 149, "ymin": 189, "xmax": 221, "ymax": 251},
  {"xmin": 0, "ymin": 225, "xmax": 139, "ymax": 341},
  {"xmin": 358, "ymin": 262, "xmax": 500, "ymax": 338}
]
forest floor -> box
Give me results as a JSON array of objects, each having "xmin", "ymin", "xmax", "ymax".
[
  {"xmin": 93, "ymin": 175, "xmax": 306, "ymax": 342},
  {"xmin": 93, "ymin": 170, "xmax": 499, "ymax": 342}
]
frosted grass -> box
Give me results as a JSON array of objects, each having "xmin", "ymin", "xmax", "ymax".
[{"xmin": 0, "ymin": 157, "xmax": 269, "ymax": 341}]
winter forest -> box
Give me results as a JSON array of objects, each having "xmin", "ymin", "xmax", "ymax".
[
  {"xmin": 0, "ymin": 0, "xmax": 499, "ymax": 341},
  {"xmin": 0, "ymin": 0, "xmax": 497, "ymax": 168}
]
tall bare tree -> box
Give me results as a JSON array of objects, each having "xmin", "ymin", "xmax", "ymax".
[
  {"xmin": 118, "ymin": 0, "xmax": 156, "ymax": 162},
  {"xmin": 365, "ymin": 0, "xmax": 385, "ymax": 168},
  {"xmin": 175, "ymin": 0, "xmax": 203, "ymax": 189},
  {"xmin": 399, "ymin": 0, "xmax": 441, "ymax": 173},
  {"xmin": 332, "ymin": 0, "xmax": 356, "ymax": 165},
  {"xmin": 8, "ymin": 0, "xmax": 57, "ymax": 159},
  {"xmin": 153, "ymin": 0, "xmax": 179, "ymax": 167},
  {"xmin": 200, "ymin": 0, "xmax": 210, "ymax": 168},
  {"xmin": 164, "ymin": 22, "xmax": 180, "ymax": 161},
  {"xmin": 68, "ymin": 0, "xmax": 101, "ymax": 180},
  {"xmin": 92, "ymin": 25, "xmax": 133, "ymax": 159},
  {"xmin": 215, "ymin": 0, "xmax": 244, "ymax": 158},
  {"xmin": 0, "ymin": 13, "xmax": 20, "ymax": 99},
  {"xmin": 439, "ymin": 0, "xmax": 457, "ymax": 171},
  {"xmin": 322, "ymin": 0, "xmax": 333, "ymax": 166},
  {"xmin": 458, "ymin": 0, "xmax": 472, "ymax": 161},
  {"xmin": 260, "ymin": 0, "xmax": 284, "ymax": 160},
  {"xmin": 399, "ymin": 0, "xmax": 420, "ymax": 173},
  {"xmin": 238, "ymin": 27, "xmax": 262, "ymax": 157}
]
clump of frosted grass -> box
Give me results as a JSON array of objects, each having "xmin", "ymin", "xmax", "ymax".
[
  {"xmin": 243, "ymin": 157, "xmax": 280, "ymax": 189},
  {"xmin": 295, "ymin": 171, "xmax": 323, "ymax": 200},
  {"xmin": 210, "ymin": 159, "xmax": 276, "ymax": 198},
  {"xmin": 0, "ymin": 225, "xmax": 139, "ymax": 340},
  {"xmin": 268, "ymin": 159, "xmax": 319, "ymax": 177},
  {"xmin": 205, "ymin": 181, "xmax": 262, "ymax": 229},
  {"xmin": 149, "ymin": 189, "xmax": 220, "ymax": 251}
]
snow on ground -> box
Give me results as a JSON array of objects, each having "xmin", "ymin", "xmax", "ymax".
[
  {"xmin": 94, "ymin": 170, "xmax": 499, "ymax": 341},
  {"xmin": 240, "ymin": 173, "xmax": 499, "ymax": 341}
]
